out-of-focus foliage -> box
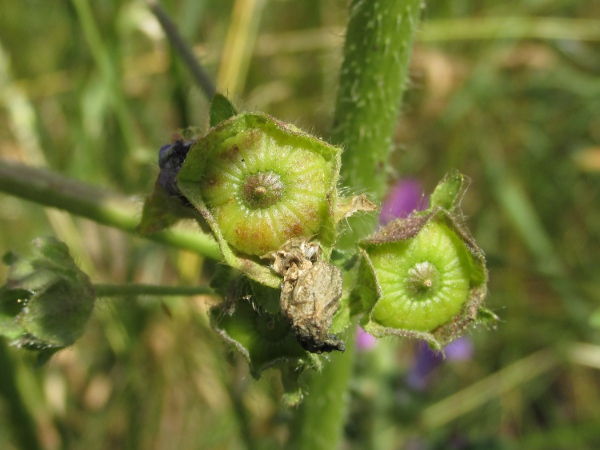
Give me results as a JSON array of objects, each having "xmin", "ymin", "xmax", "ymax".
[{"xmin": 0, "ymin": 0, "xmax": 599, "ymax": 449}]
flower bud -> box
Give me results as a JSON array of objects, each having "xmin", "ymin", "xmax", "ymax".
[
  {"xmin": 0, "ymin": 237, "xmax": 95, "ymax": 358},
  {"xmin": 354, "ymin": 174, "xmax": 488, "ymax": 349}
]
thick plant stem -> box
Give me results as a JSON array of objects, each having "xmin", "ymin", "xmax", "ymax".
[
  {"xmin": 0, "ymin": 341, "xmax": 43, "ymax": 450},
  {"xmin": 0, "ymin": 159, "xmax": 221, "ymax": 261},
  {"xmin": 289, "ymin": 326, "xmax": 356, "ymax": 449},
  {"xmin": 332, "ymin": 0, "xmax": 422, "ymax": 199},
  {"xmin": 291, "ymin": 2, "xmax": 422, "ymax": 449}
]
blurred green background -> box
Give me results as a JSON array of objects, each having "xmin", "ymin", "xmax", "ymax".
[{"xmin": 1, "ymin": 0, "xmax": 600, "ymax": 449}]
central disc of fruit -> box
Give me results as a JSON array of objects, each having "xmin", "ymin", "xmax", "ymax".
[
  {"xmin": 241, "ymin": 171, "xmax": 285, "ymax": 209},
  {"xmin": 405, "ymin": 261, "xmax": 440, "ymax": 298}
]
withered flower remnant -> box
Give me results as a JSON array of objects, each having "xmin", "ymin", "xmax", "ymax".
[{"xmin": 265, "ymin": 239, "xmax": 345, "ymax": 353}]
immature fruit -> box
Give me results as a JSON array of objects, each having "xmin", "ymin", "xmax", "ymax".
[
  {"xmin": 364, "ymin": 220, "xmax": 471, "ymax": 331},
  {"xmin": 176, "ymin": 112, "xmax": 341, "ymax": 287},
  {"xmin": 354, "ymin": 174, "xmax": 488, "ymax": 348},
  {"xmin": 178, "ymin": 113, "xmax": 341, "ymax": 257}
]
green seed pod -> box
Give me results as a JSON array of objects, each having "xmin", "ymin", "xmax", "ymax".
[
  {"xmin": 210, "ymin": 283, "xmax": 317, "ymax": 378},
  {"xmin": 177, "ymin": 112, "xmax": 341, "ymax": 287},
  {"xmin": 0, "ymin": 237, "xmax": 95, "ymax": 360},
  {"xmin": 354, "ymin": 176, "xmax": 488, "ymax": 349}
]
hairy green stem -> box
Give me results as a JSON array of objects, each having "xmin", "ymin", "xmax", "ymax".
[
  {"xmin": 0, "ymin": 159, "xmax": 221, "ymax": 260},
  {"xmin": 289, "ymin": 326, "xmax": 357, "ymax": 449},
  {"xmin": 291, "ymin": 1, "xmax": 422, "ymax": 449},
  {"xmin": 0, "ymin": 341, "xmax": 43, "ymax": 450},
  {"xmin": 332, "ymin": 0, "xmax": 422, "ymax": 199},
  {"xmin": 94, "ymin": 283, "xmax": 214, "ymax": 297}
]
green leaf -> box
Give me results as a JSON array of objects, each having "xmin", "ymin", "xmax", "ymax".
[{"xmin": 209, "ymin": 93, "xmax": 238, "ymax": 127}]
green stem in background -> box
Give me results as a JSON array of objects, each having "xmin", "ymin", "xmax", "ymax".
[
  {"xmin": 479, "ymin": 127, "xmax": 590, "ymax": 334},
  {"xmin": 70, "ymin": 0, "xmax": 138, "ymax": 154},
  {"xmin": 146, "ymin": 0, "xmax": 217, "ymax": 99},
  {"xmin": 291, "ymin": 1, "xmax": 423, "ymax": 449},
  {"xmin": 0, "ymin": 159, "xmax": 222, "ymax": 261},
  {"xmin": 226, "ymin": 381, "xmax": 259, "ymax": 450},
  {"xmin": 0, "ymin": 341, "xmax": 43, "ymax": 450},
  {"xmin": 94, "ymin": 283, "xmax": 214, "ymax": 297},
  {"xmin": 421, "ymin": 17, "xmax": 600, "ymax": 42}
]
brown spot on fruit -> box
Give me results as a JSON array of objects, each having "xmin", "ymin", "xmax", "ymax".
[
  {"xmin": 241, "ymin": 129, "xmax": 261, "ymax": 148},
  {"xmin": 219, "ymin": 144, "xmax": 240, "ymax": 163},
  {"xmin": 241, "ymin": 171, "xmax": 285, "ymax": 209},
  {"xmin": 205, "ymin": 176, "xmax": 218, "ymax": 188},
  {"xmin": 284, "ymin": 222, "xmax": 304, "ymax": 239}
]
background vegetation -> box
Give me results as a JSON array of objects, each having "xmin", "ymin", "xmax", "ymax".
[{"xmin": 1, "ymin": 0, "xmax": 599, "ymax": 449}]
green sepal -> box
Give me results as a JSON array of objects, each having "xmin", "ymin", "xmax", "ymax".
[
  {"xmin": 476, "ymin": 306, "xmax": 501, "ymax": 327},
  {"xmin": 248, "ymin": 279, "xmax": 280, "ymax": 315},
  {"xmin": 329, "ymin": 293, "xmax": 351, "ymax": 335},
  {"xmin": 137, "ymin": 180, "xmax": 200, "ymax": 234},
  {"xmin": 209, "ymin": 269, "xmax": 318, "ymax": 399},
  {"xmin": 210, "ymin": 297, "xmax": 317, "ymax": 379},
  {"xmin": 177, "ymin": 112, "xmax": 342, "ymax": 287},
  {"xmin": 0, "ymin": 288, "xmax": 28, "ymax": 340},
  {"xmin": 0, "ymin": 237, "xmax": 95, "ymax": 355},
  {"xmin": 353, "ymin": 175, "xmax": 488, "ymax": 348},
  {"xmin": 210, "ymin": 265, "xmax": 281, "ymax": 315},
  {"xmin": 209, "ymin": 93, "xmax": 238, "ymax": 127},
  {"xmin": 334, "ymin": 194, "xmax": 378, "ymax": 224},
  {"xmin": 328, "ymin": 257, "xmax": 359, "ymax": 335},
  {"xmin": 280, "ymin": 363, "xmax": 306, "ymax": 406},
  {"xmin": 430, "ymin": 171, "xmax": 468, "ymax": 211}
]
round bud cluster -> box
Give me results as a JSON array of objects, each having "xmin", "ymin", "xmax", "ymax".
[{"xmin": 0, "ymin": 237, "xmax": 96, "ymax": 360}]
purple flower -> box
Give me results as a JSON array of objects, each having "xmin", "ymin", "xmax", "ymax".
[
  {"xmin": 445, "ymin": 336, "xmax": 474, "ymax": 361},
  {"xmin": 356, "ymin": 326, "xmax": 378, "ymax": 351},
  {"xmin": 406, "ymin": 337, "xmax": 474, "ymax": 391},
  {"xmin": 380, "ymin": 178, "xmax": 428, "ymax": 225}
]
